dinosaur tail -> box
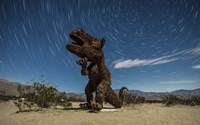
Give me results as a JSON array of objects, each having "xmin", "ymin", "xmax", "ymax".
[
  {"xmin": 119, "ymin": 87, "xmax": 128, "ymax": 101},
  {"xmin": 105, "ymin": 86, "xmax": 128, "ymax": 108}
]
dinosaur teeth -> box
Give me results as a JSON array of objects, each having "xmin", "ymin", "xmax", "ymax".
[
  {"xmin": 72, "ymin": 42, "xmax": 79, "ymax": 45},
  {"xmin": 72, "ymin": 41, "xmax": 83, "ymax": 46}
]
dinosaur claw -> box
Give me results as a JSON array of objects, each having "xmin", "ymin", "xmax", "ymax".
[
  {"xmin": 90, "ymin": 101, "xmax": 103, "ymax": 111},
  {"xmin": 76, "ymin": 58, "xmax": 88, "ymax": 66},
  {"xmin": 79, "ymin": 103, "xmax": 92, "ymax": 109}
]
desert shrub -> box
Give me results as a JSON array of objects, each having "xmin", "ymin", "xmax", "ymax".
[
  {"xmin": 17, "ymin": 81, "xmax": 71, "ymax": 108},
  {"xmin": 161, "ymin": 95, "xmax": 200, "ymax": 106},
  {"xmin": 181, "ymin": 96, "xmax": 200, "ymax": 106},
  {"xmin": 145, "ymin": 100, "xmax": 163, "ymax": 103},
  {"xmin": 67, "ymin": 96, "xmax": 84, "ymax": 102},
  {"xmin": 0, "ymin": 89, "xmax": 5, "ymax": 95},
  {"xmin": 162, "ymin": 95, "xmax": 180, "ymax": 106},
  {"xmin": 191, "ymin": 96, "xmax": 200, "ymax": 105},
  {"xmin": 124, "ymin": 93, "xmax": 145, "ymax": 105},
  {"xmin": 0, "ymin": 89, "xmax": 16, "ymax": 102},
  {"xmin": 0, "ymin": 95, "xmax": 9, "ymax": 102}
]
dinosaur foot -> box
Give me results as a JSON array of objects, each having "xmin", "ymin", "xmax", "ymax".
[
  {"xmin": 79, "ymin": 103, "xmax": 92, "ymax": 109},
  {"xmin": 90, "ymin": 101, "xmax": 103, "ymax": 111}
]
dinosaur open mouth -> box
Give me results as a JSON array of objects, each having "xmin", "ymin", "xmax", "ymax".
[{"xmin": 70, "ymin": 34, "xmax": 84, "ymax": 46}]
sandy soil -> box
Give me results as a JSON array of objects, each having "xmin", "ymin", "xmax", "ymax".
[{"xmin": 0, "ymin": 101, "xmax": 200, "ymax": 125}]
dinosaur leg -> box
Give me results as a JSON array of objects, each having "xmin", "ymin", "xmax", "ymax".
[
  {"xmin": 92, "ymin": 80, "xmax": 110, "ymax": 110},
  {"xmin": 79, "ymin": 82, "xmax": 94, "ymax": 109},
  {"xmin": 105, "ymin": 86, "xmax": 123, "ymax": 108},
  {"xmin": 85, "ymin": 82, "xmax": 94, "ymax": 105}
]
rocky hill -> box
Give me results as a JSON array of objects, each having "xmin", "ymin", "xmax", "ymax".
[
  {"xmin": 0, "ymin": 79, "xmax": 22, "ymax": 96},
  {"xmin": 0, "ymin": 79, "xmax": 85, "ymax": 100}
]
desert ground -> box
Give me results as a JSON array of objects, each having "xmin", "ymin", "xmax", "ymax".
[{"xmin": 0, "ymin": 101, "xmax": 200, "ymax": 125}]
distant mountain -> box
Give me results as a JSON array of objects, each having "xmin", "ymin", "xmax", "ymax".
[
  {"xmin": 0, "ymin": 79, "xmax": 85, "ymax": 100},
  {"xmin": 171, "ymin": 89, "xmax": 200, "ymax": 96},
  {"xmin": 67, "ymin": 93, "xmax": 86, "ymax": 100},
  {"xmin": 115, "ymin": 88, "xmax": 200, "ymax": 100},
  {"xmin": 0, "ymin": 79, "xmax": 22, "ymax": 96},
  {"xmin": 1, "ymin": 79, "xmax": 200, "ymax": 100}
]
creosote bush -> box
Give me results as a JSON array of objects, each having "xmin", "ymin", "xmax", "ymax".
[
  {"xmin": 123, "ymin": 93, "xmax": 200, "ymax": 107},
  {"xmin": 162, "ymin": 95, "xmax": 200, "ymax": 106},
  {"xmin": 0, "ymin": 89, "xmax": 16, "ymax": 102},
  {"xmin": 124, "ymin": 93, "xmax": 145, "ymax": 105},
  {"xmin": 17, "ymin": 80, "xmax": 71, "ymax": 108},
  {"xmin": 162, "ymin": 95, "xmax": 180, "ymax": 106}
]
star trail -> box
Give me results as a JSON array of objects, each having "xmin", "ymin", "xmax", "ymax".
[{"xmin": 0, "ymin": 0, "xmax": 200, "ymax": 92}]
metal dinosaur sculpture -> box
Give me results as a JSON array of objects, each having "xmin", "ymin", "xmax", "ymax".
[{"xmin": 66, "ymin": 29, "xmax": 128, "ymax": 110}]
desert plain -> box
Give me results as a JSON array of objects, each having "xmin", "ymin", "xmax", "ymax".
[{"xmin": 0, "ymin": 101, "xmax": 200, "ymax": 125}]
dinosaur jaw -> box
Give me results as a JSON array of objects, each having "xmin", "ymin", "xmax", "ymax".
[
  {"xmin": 66, "ymin": 33, "xmax": 86, "ymax": 57},
  {"xmin": 66, "ymin": 29, "xmax": 104, "ymax": 62},
  {"xmin": 70, "ymin": 34, "xmax": 84, "ymax": 46},
  {"xmin": 66, "ymin": 43, "xmax": 85, "ymax": 59}
]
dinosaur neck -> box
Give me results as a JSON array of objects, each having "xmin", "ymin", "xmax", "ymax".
[
  {"xmin": 97, "ymin": 57, "xmax": 105, "ymax": 68},
  {"xmin": 97, "ymin": 56, "xmax": 110, "ymax": 79}
]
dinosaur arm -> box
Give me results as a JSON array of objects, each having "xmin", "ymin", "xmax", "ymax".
[
  {"xmin": 81, "ymin": 65, "xmax": 88, "ymax": 76},
  {"xmin": 76, "ymin": 57, "xmax": 89, "ymax": 76}
]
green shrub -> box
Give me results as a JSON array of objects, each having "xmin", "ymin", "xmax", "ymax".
[
  {"xmin": 162, "ymin": 95, "xmax": 180, "ymax": 106},
  {"xmin": 161, "ymin": 95, "xmax": 200, "ymax": 106},
  {"xmin": 124, "ymin": 93, "xmax": 145, "ymax": 105},
  {"xmin": 17, "ymin": 81, "xmax": 71, "ymax": 108}
]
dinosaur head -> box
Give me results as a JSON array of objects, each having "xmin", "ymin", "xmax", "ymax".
[{"xmin": 66, "ymin": 29, "xmax": 105, "ymax": 63}]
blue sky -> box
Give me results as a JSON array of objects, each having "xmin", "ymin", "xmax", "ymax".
[{"xmin": 0, "ymin": 0, "xmax": 200, "ymax": 92}]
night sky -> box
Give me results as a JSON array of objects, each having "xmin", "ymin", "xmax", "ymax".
[{"xmin": 0, "ymin": 0, "xmax": 200, "ymax": 92}]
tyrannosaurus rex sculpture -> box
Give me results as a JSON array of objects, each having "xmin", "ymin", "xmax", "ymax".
[{"xmin": 66, "ymin": 29, "xmax": 128, "ymax": 110}]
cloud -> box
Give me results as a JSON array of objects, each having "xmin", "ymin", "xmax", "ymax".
[
  {"xmin": 158, "ymin": 80, "xmax": 199, "ymax": 84},
  {"xmin": 113, "ymin": 57, "xmax": 178, "ymax": 69},
  {"xmin": 192, "ymin": 65, "xmax": 200, "ymax": 69},
  {"xmin": 113, "ymin": 47, "xmax": 200, "ymax": 69},
  {"xmin": 191, "ymin": 48, "xmax": 200, "ymax": 55},
  {"xmin": 151, "ymin": 58, "xmax": 178, "ymax": 65}
]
